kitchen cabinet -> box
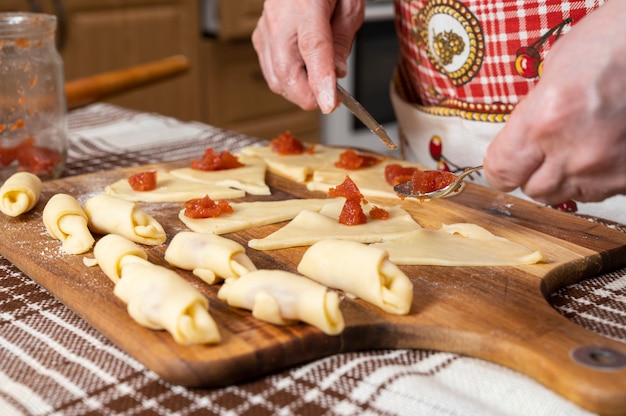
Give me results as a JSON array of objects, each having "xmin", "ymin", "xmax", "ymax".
[
  {"xmin": 201, "ymin": 0, "xmax": 263, "ymax": 41},
  {"xmin": 1, "ymin": 0, "xmax": 320, "ymax": 141},
  {"xmin": 200, "ymin": 38, "xmax": 320, "ymax": 142},
  {"xmin": 1, "ymin": 0, "xmax": 201, "ymax": 122},
  {"xmin": 200, "ymin": 0, "xmax": 319, "ymax": 141}
]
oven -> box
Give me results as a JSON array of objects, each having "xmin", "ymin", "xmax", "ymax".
[{"xmin": 321, "ymin": 0, "xmax": 400, "ymax": 156}]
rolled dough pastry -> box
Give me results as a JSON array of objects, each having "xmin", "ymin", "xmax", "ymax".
[
  {"xmin": 372, "ymin": 223, "xmax": 546, "ymax": 266},
  {"xmin": 298, "ymin": 239, "xmax": 413, "ymax": 315},
  {"xmin": 218, "ymin": 269, "xmax": 344, "ymax": 335},
  {"xmin": 105, "ymin": 170, "xmax": 245, "ymax": 202},
  {"xmin": 239, "ymin": 144, "xmax": 345, "ymax": 183},
  {"xmin": 165, "ymin": 231, "xmax": 257, "ymax": 284},
  {"xmin": 43, "ymin": 193, "xmax": 95, "ymax": 254},
  {"xmin": 248, "ymin": 200, "xmax": 422, "ymax": 250},
  {"xmin": 179, "ymin": 198, "xmax": 333, "ymax": 235},
  {"xmin": 0, "ymin": 171, "xmax": 42, "ymax": 217},
  {"xmin": 84, "ymin": 194, "xmax": 166, "ymax": 245},
  {"xmin": 93, "ymin": 233, "xmax": 147, "ymax": 283},
  {"xmin": 169, "ymin": 155, "xmax": 270, "ymax": 195},
  {"xmin": 93, "ymin": 234, "xmax": 220, "ymax": 345}
]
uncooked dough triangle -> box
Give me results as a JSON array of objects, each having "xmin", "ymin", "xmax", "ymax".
[{"xmin": 248, "ymin": 200, "xmax": 422, "ymax": 250}]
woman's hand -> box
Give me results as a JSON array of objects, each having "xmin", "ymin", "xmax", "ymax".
[
  {"xmin": 252, "ymin": 0, "xmax": 365, "ymax": 114},
  {"xmin": 484, "ymin": 1, "xmax": 626, "ymax": 204}
]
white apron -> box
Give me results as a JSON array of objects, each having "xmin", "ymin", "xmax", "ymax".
[{"xmin": 392, "ymin": 87, "xmax": 626, "ymax": 224}]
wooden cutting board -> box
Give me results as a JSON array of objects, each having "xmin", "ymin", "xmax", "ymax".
[{"xmin": 1, "ymin": 161, "xmax": 626, "ymax": 416}]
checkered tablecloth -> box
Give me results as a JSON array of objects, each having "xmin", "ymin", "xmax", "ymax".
[{"xmin": 0, "ymin": 104, "xmax": 624, "ymax": 416}]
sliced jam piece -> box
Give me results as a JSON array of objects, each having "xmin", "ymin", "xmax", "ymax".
[
  {"xmin": 338, "ymin": 198, "xmax": 368, "ymax": 225},
  {"xmin": 328, "ymin": 175, "xmax": 365, "ymax": 202},
  {"xmin": 328, "ymin": 175, "xmax": 369, "ymax": 225}
]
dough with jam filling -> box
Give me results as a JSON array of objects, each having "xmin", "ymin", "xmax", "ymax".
[
  {"xmin": 297, "ymin": 239, "xmax": 413, "ymax": 315},
  {"xmin": 248, "ymin": 200, "xmax": 421, "ymax": 250},
  {"xmin": 93, "ymin": 234, "xmax": 220, "ymax": 345},
  {"xmin": 179, "ymin": 198, "xmax": 332, "ymax": 235},
  {"xmin": 0, "ymin": 172, "xmax": 42, "ymax": 217},
  {"xmin": 239, "ymin": 144, "xmax": 345, "ymax": 183},
  {"xmin": 84, "ymin": 194, "xmax": 166, "ymax": 245},
  {"xmin": 218, "ymin": 269, "xmax": 344, "ymax": 335},
  {"xmin": 106, "ymin": 170, "xmax": 245, "ymax": 202},
  {"xmin": 43, "ymin": 193, "xmax": 95, "ymax": 254},
  {"xmin": 165, "ymin": 231, "xmax": 257, "ymax": 284},
  {"xmin": 169, "ymin": 155, "xmax": 270, "ymax": 196}
]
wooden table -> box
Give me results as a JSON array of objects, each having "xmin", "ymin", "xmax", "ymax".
[{"xmin": 0, "ymin": 103, "xmax": 624, "ymax": 416}]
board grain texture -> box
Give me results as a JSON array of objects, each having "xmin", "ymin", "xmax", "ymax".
[{"xmin": 1, "ymin": 161, "xmax": 626, "ymax": 415}]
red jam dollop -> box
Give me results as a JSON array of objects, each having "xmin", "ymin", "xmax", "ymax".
[
  {"xmin": 191, "ymin": 148, "xmax": 244, "ymax": 171},
  {"xmin": 184, "ymin": 195, "xmax": 233, "ymax": 219},
  {"xmin": 384, "ymin": 163, "xmax": 419, "ymax": 186},
  {"xmin": 334, "ymin": 148, "xmax": 382, "ymax": 170},
  {"xmin": 369, "ymin": 205, "xmax": 390, "ymax": 220},
  {"xmin": 128, "ymin": 171, "xmax": 157, "ymax": 191},
  {"xmin": 270, "ymin": 131, "xmax": 306, "ymax": 155}
]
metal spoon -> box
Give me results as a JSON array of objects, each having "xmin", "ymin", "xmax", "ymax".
[{"xmin": 393, "ymin": 165, "xmax": 483, "ymax": 200}]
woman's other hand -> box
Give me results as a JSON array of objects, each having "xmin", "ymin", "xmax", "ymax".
[{"xmin": 484, "ymin": 1, "xmax": 626, "ymax": 204}]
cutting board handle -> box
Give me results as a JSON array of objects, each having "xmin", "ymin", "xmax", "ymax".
[{"xmin": 390, "ymin": 269, "xmax": 626, "ymax": 416}]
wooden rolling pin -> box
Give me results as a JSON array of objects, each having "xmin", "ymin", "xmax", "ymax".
[{"xmin": 65, "ymin": 55, "xmax": 190, "ymax": 110}]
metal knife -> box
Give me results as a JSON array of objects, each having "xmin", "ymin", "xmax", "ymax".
[{"xmin": 336, "ymin": 82, "xmax": 397, "ymax": 150}]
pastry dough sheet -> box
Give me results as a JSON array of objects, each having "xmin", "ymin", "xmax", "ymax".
[
  {"xmin": 0, "ymin": 172, "xmax": 42, "ymax": 217},
  {"xmin": 179, "ymin": 198, "xmax": 333, "ymax": 235},
  {"xmin": 373, "ymin": 223, "xmax": 546, "ymax": 266},
  {"xmin": 43, "ymin": 193, "xmax": 95, "ymax": 254},
  {"xmin": 248, "ymin": 201, "xmax": 422, "ymax": 250},
  {"xmin": 84, "ymin": 194, "xmax": 166, "ymax": 245},
  {"xmin": 218, "ymin": 269, "xmax": 344, "ymax": 335},
  {"xmin": 298, "ymin": 239, "xmax": 413, "ymax": 315},
  {"xmin": 165, "ymin": 231, "xmax": 257, "ymax": 284},
  {"xmin": 169, "ymin": 155, "xmax": 270, "ymax": 196},
  {"xmin": 106, "ymin": 170, "xmax": 245, "ymax": 202},
  {"xmin": 239, "ymin": 144, "xmax": 345, "ymax": 183}
]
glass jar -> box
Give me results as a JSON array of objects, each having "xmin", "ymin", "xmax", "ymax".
[{"xmin": 0, "ymin": 12, "xmax": 68, "ymax": 182}]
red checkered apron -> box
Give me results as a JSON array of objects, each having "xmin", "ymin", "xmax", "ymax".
[{"xmin": 393, "ymin": 0, "xmax": 605, "ymax": 112}]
